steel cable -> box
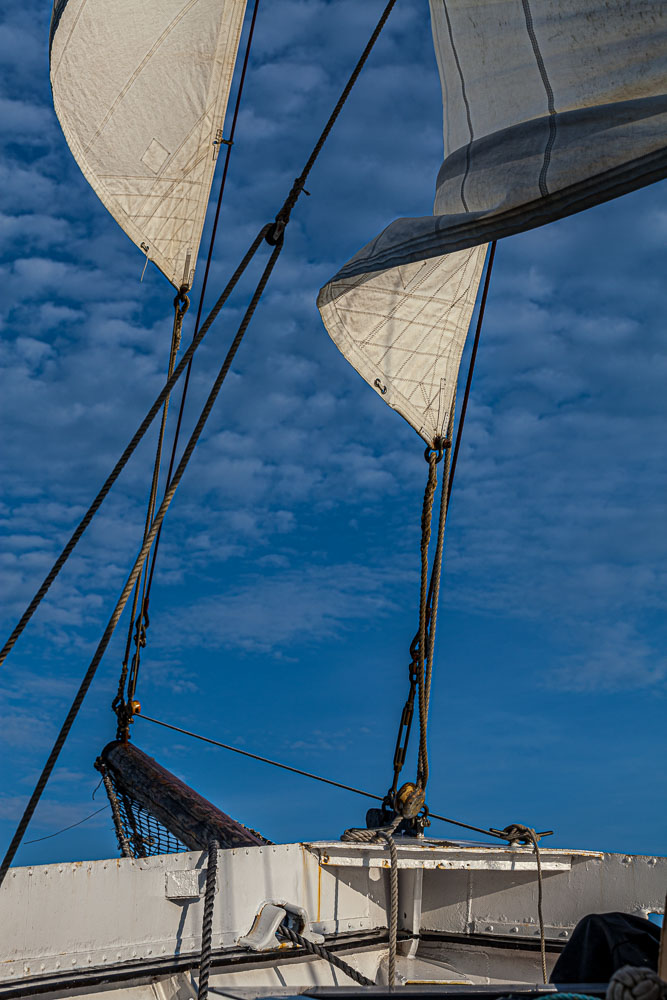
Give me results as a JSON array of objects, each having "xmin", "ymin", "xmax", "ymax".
[{"xmin": 135, "ymin": 713, "xmax": 553, "ymax": 843}]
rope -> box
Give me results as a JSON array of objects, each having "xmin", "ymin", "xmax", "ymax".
[
  {"xmin": 416, "ymin": 448, "xmax": 440, "ymax": 791},
  {"xmin": 0, "ymin": 239, "xmax": 281, "ymax": 889},
  {"xmin": 197, "ymin": 840, "xmax": 219, "ymax": 1000},
  {"xmin": 423, "ymin": 407, "xmax": 455, "ymax": 721},
  {"xmin": 277, "ymin": 925, "xmax": 374, "ymax": 987},
  {"xmin": 341, "ymin": 816, "xmax": 401, "ymax": 986},
  {"xmin": 377, "ymin": 830, "xmax": 398, "ymax": 986},
  {"xmin": 0, "ymin": 227, "xmax": 267, "ymax": 672},
  {"xmin": 113, "ymin": 296, "xmax": 187, "ymax": 736},
  {"xmin": 134, "ymin": 0, "xmax": 261, "ymax": 658},
  {"xmin": 387, "ymin": 241, "xmax": 498, "ymax": 811},
  {"xmin": 24, "ymin": 805, "xmax": 108, "ymax": 845},
  {"xmin": 267, "ymin": 0, "xmax": 399, "ymax": 243},
  {"xmin": 95, "ymin": 758, "xmax": 133, "ymax": 858},
  {"xmin": 512, "ymin": 995, "xmax": 596, "ymax": 1000},
  {"xmin": 490, "ymin": 824, "xmax": 547, "ymax": 983},
  {"xmin": 135, "ymin": 712, "xmax": 551, "ymax": 843},
  {"xmin": 0, "ymin": 0, "xmax": 398, "ymax": 676},
  {"xmin": 607, "ymin": 967, "xmax": 667, "ymax": 1000}
]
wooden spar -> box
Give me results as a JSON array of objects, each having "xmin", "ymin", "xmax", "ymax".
[{"xmin": 100, "ymin": 740, "xmax": 270, "ymax": 850}]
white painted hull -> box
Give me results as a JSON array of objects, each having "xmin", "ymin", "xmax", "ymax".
[{"xmin": 1, "ymin": 839, "xmax": 663, "ymax": 998}]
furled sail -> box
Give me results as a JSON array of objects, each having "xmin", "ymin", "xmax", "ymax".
[
  {"xmin": 319, "ymin": 0, "xmax": 667, "ymax": 444},
  {"xmin": 49, "ymin": 0, "xmax": 247, "ymax": 291}
]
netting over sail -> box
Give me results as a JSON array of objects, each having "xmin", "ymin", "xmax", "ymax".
[
  {"xmin": 319, "ymin": 0, "xmax": 667, "ymax": 443},
  {"xmin": 49, "ymin": 0, "xmax": 247, "ymax": 290}
]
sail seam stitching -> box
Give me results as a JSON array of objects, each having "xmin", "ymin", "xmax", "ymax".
[
  {"xmin": 519, "ymin": 0, "xmax": 557, "ymax": 197},
  {"xmin": 440, "ymin": 0, "xmax": 473, "ymax": 212}
]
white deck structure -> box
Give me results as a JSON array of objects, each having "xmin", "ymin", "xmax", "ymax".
[{"xmin": 1, "ymin": 839, "xmax": 664, "ymax": 998}]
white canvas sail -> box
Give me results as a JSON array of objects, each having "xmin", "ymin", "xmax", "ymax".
[
  {"xmin": 319, "ymin": 0, "xmax": 667, "ymax": 444},
  {"xmin": 50, "ymin": 0, "xmax": 247, "ymax": 291},
  {"xmin": 318, "ymin": 246, "xmax": 486, "ymax": 446}
]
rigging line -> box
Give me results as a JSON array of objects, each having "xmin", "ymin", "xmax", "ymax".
[
  {"xmin": 134, "ymin": 713, "xmax": 530, "ymax": 843},
  {"xmin": 1, "ymin": 0, "xmax": 402, "ymax": 881},
  {"xmin": 423, "ymin": 404, "xmax": 455, "ymax": 720},
  {"xmin": 134, "ymin": 0, "xmax": 262, "ymax": 685},
  {"xmin": 0, "ymin": 0, "xmax": 395, "ymax": 673},
  {"xmin": 0, "ymin": 237, "xmax": 282, "ymax": 889},
  {"xmin": 268, "ymin": 0, "xmax": 399, "ymax": 240},
  {"xmin": 420, "ymin": 241, "xmax": 498, "ymax": 634},
  {"xmin": 411, "ymin": 247, "xmax": 497, "ymax": 796},
  {"xmin": 24, "ymin": 805, "xmax": 108, "ymax": 845},
  {"xmin": 391, "ymin": 242, "xmax": 497, "ymax": 785},
  {"xmin": 116, "ymin": 303, "xmax": 185, "ymax": 726},
  {"xmin": 447, "ymin": 240, "xmax": 497, "ymax": 504},
  {"xmin": 0, "ymin": 226, "xmax": 267, "ymax": 673},
  {"xmin": 416, "ymin": 450, "xmax": 440, "ymax": 791}
]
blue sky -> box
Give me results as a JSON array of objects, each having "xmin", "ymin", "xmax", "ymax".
[{"xmin": 1, "ymin": 0, "xmax": 666, "ymax": 868}]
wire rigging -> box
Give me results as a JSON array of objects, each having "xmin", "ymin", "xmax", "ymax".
[
  {"xmin": 24, "ymin": 805, "xmax": 109, "ymax": 845},
  {"xmin": 114, "ymin": 0, "xmax": 261, "ymax": 730},
  {"xmin": 0, "ymin": 0, "xmax": 400, "ymax": 885},
  {"xmin": 135, "ymin": 713, "xmax": 551, "ymax": 844}
]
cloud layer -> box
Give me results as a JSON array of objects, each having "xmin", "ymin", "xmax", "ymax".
[{"xmin": 1, "ymin": 0, "xmax": 665, "ymax": 862}]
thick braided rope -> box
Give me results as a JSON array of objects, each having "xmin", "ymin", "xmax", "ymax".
[
  {"xmin": 607, "ymin": 966, "xmax": 667, "ymax": 1000},
  {"xmin": 94, "ymin": 758, "xmax": 133, "ymax": 859},
  {"xmin": 423, "ymin": 403, "xmax": 455, "ymax": 718},
  {"xmin": 375, "ymin": 830, "xmax": 398, "ymax": 986},
  {"xmin": 0, "ymin": 240, "xmax": 282, "ymax": 888},
  {"xmin": 197, "ymin": 840, "xmax": 220, "ymax": 1000},
  {"xmin": 0, "ymin": 227, "xmax": 268, "ymax": 672},
  {"xmin": 494, "ymin": 824, "xmax": 547, "ymax": 982},
  {"xmin": 277, "ymin": 925, "xmax": 374, "ymax": 987},
  {"xmin": 341, "ymin": 817, "xmax": 401, "ymax": 986},
  {"xmin": 416, "ymin": 452, "xmax": 439, "ymax": 789}
]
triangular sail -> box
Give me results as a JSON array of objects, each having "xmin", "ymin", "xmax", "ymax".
[
  {"xmin": 50, "ymin": 0, "xmax": 248, "ymax": 291},
  {"xmin": 319, "ymin": 0, "xmax": 667, "ymax": 443},
  {"xmin": 318, "ymin": 246, "xmax": 486, "ymax": 446}
]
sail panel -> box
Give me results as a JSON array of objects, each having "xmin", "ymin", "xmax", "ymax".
[
  {"xmin": 50, "ymin": 0, "xmax": 247, "ymax": 290},
  {"xmin": 337, "ymin": 0, "xmax": 667, "ymax": 283},
  {"xmin": 318, "ymin": 245, "xmax": 486, "ymax": 446},
  {"xmin": 430, "ymin": 0, "xmax": 667, "ymax": 239},
  {"xmin": 319, "ymin": 0, "xmax": 665, "ymax": 442}
]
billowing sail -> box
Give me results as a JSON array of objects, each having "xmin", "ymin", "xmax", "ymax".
[
  {"xmin": 50, "ymin": 0, "xmax": 247, "ymax": 291},
  {"xmin": 319, "ymin": 246, "xmax": 486, "ymax": 446},
  {"xmin": 319, "ymin": 0, "xmax": 667, "ymax": 444}
]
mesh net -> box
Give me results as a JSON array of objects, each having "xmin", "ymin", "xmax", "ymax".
[{"xmin": 106, "ymin": 769, "xmax": 189, "ymax": 858}]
